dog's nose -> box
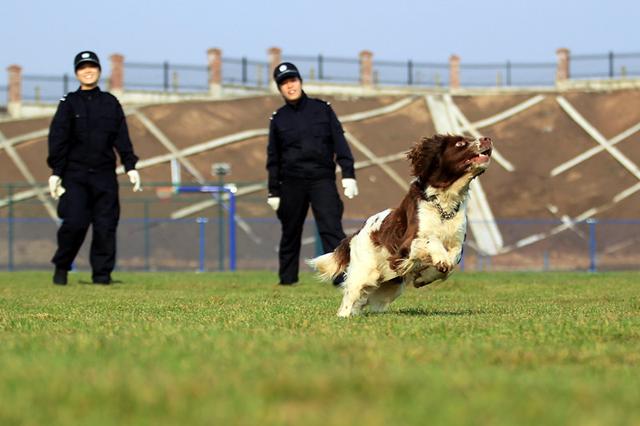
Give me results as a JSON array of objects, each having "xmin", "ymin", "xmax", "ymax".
[{"xmin": 479, "ymin": 137, "xmax": 492, "ymax": 147}]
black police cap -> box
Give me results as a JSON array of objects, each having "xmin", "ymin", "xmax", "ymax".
[
  {"xmin": 74, "ymin": 51, "xmax": 101, "ymax": 71},
  {"xmin": 273, "ymin": 62, "xmax": 301, "ymax": 85}
]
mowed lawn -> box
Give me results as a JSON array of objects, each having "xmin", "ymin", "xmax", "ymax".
[{"xmin": 1, "ymin": 271, "xmax": 639, "ymax": 426}]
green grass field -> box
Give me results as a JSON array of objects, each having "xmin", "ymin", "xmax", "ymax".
[{"xmin": 1, "ymin": 271, "xmax": 639, "ymax": 426}]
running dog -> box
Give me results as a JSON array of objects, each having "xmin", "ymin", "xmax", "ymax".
[{"xmin": 307, "ymin": 134, "xmax": 493, "ymax": 317}]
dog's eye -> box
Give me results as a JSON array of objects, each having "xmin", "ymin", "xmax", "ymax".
[{"xmin": 455, "ymin": 141, "xmax": 467, "ymax": 147}]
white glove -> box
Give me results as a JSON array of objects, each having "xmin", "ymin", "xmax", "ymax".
[
  {"xmin": 48, "ymin": 175, "xmax": 66, "ymax": 200},
  {"xmin": 127, "ymin": 170, "xmax": 142, "ymax": 192},
  {"xmin": 341, "ymin": 178, "xmax": 359, "ymax": 199},
  {"xmin": 267, "ymin": 197, "xmax": 280, "ymax": 211}
]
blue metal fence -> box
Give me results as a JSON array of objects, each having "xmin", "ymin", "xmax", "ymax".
[{"xmin": 1, "ymin": 216, "xmax": 638, "ymax": 272}]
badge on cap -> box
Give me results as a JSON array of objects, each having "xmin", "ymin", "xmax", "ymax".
[
  {"xmin": 279, "ymin": 64, "xmax": 287, "ymax": 72},
  {"xmin": 82, "ymin": 53, "xmax": 90, "ymax": 59}
]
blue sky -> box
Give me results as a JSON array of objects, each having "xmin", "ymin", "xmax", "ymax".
[{"xmin": 2, "ymin": 0, "xmax": 639, "ymax": 76}]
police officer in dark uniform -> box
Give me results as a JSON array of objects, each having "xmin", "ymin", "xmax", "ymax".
[
  {"xmin": 266, "ymin": 62, "xmax": 359, "ymax": 285},
  {"xmin": 47, "ymin": 51, "xmax": 142, "ymax": 285}
]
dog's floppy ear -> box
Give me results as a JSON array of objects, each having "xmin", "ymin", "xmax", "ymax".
[{"xmin": 406, "ymin": 135, "xmax": 444, "ymax": 181}]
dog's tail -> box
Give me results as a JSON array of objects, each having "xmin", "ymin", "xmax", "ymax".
[{"xmin": 306, "ymin": 235, "xmax": 353, "ymax": 281}]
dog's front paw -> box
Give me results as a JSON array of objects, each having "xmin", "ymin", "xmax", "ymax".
[
  {"xmin": 337, "ymin": 307, "xmax": 356, "ymax": 318},
  {"xmin": 434, "ymin": 260, "xmax": 453, "ymax": 274},
  {"xmin": 337, "ymin": 301, "xmax": 355, "ymax": 317}
]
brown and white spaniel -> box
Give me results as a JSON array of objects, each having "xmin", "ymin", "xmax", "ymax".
[{"xmin": 308, "ymin": 134, "xmax": 493, "ymax": 317}]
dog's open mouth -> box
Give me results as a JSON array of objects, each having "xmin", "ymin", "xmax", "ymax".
[{"xmin": 468, "ymin": 147, "xmax": 492, "ymax": 165}]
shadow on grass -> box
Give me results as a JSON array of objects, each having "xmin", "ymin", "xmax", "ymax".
[
  {"xmin": 392, "ymin": 308, "xmax": 483, "ymax": 316},
  {"xmin": 77, "ymin": 280, "xmax": 125, "ymax": 286}
]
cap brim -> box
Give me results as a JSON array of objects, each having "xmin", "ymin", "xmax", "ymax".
[
  {"xmin": 275, "ymin": 70, "xmax": 301, "ymax": 84},
  {"xmin": 75, "ymin": 59, "xmax": 101, "ymax": 70}
]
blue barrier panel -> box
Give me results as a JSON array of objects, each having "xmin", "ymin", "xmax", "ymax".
[{"xmin": 176, "ymin": 186, "xmax": 237, "ymax": 271}]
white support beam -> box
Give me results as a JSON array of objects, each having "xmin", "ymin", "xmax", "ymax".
[
  {"xmin": 550, "ymin": 121, "xmax": 640, "ymax": 177},
  {"xmin": 2, "ymin": 99, "xmax": 418, "ymax": 209},
  {"xmin": 133, "ymin": 111, "xmax": 206, "ymax": 183},
  {"xmin": 470, "ymin": 95, "xmax": 545, "ymax": 129},
  {"xmin": 340, "ymin": 96, "xmax": 416, "ymax": 122},
  {"xmin": 425, "ymin": 95, "xmax": 504, "ymax": 255},
  {"xmin": 0, "ymin": 130, "xmax": 57, "ymax": 220},
  {"xmin": 556, "ymin": 96, "xmax": 640, "ymax": 181},
  {"xmin": 344, "ymin": 131, "xmax": 409, "ymax": 191},
  {"xmin": 498, "ymin": 181, "xmax": 640, "ymax": 254}
]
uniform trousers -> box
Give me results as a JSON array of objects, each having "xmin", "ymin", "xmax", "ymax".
[
  {"xmin": 51, "ymin": 169, "xmax": 120, "ymax": 281},
  {"xmin": 276, "ymin": 178, "xmax": 346, "ymax": 284}
]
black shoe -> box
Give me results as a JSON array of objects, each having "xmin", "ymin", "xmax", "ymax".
[
  {"xmin": 278, "ymin": 281, "xmax": 298, "ymax": 286},
  {"xmin": 53, "ymin": 268, "xmax": 68, "ymax": 285},
  {"xmin": 92, "ymin": 277, "xmax": 123, "ymax": 285}
]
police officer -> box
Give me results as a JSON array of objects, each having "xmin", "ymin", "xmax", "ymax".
[
  {"xmin": 47, "ymin": 51, "xmax": 141, "ymax": 285},
  {"xmin": 266, "ymin": 62, "xmax": 359, "ymax": 285}
]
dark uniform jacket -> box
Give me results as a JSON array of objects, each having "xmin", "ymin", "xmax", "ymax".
[
  {"xmin": 266, "ymin": 93, "xmax": 355, "ymax": 197},
  {"xmin": 47, "ymin": 87, "xmax": 138, "ymax": 176}
]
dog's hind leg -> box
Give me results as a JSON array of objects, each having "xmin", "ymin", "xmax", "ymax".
[
  {"xmin": 366, "ymin": 277, "xmax": 405, "ymax": 313},
  {"xmin": 337, "ymin": 266, "xmax": 380, "ymax": 317}
]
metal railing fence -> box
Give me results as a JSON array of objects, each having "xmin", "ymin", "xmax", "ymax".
[
  {"xmin": 1, "ymin": 190, "xmax": 638, "ymax": 272},
  {"xmin": 0, "ymin": 85, "xmax": 7, "ymax": 107},
  {"xmin": 21, "ymin": 73, "xmax": 75, "ymax": 102},
  {"xmin": 283, "ymin": 54, "xmax": 362, "ymax": 84},
  {"xmin": 460, "ymin": 61, "xmax": 557, "ymax": 87},
  {"xmin": 221, "ymin": 57, "xmax": 270, "ymax": 87},
  {"xmin": 12, "ymin": 50, "xmax": 640, "ymax": 103},
  {"xmin": 571, "ymin": 51, "xmax": 640, "ymax": 79},
  {"xmin": 376, "ymin": 59, "xmax": 450, "ymax": 87},
  {"xmin": 124, "ymin": 61, "xmax": 209, "ymax": 92}
]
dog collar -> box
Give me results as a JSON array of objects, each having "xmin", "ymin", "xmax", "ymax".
[{"xmin": 425, "ymin": 195, "xmax": 460, "ymax": 221}]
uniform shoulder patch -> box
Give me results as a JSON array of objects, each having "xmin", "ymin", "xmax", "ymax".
[
  {"xmin": 61, "ymin": 91, "xmax": 76, "ymax": 101},
  {"xmin": 269, "ymin": 110, "xmax": 277, "ymax": 121},
  {"xmin": 313, "ymin": 98, "xmax": 331, "ymax": 106}
]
